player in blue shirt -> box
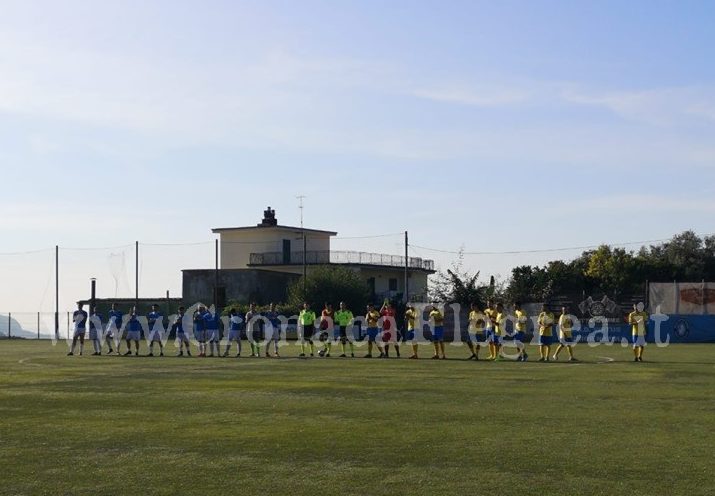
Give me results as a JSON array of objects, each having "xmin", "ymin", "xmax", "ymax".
[
  {"xmin": 194, "ymin": 305, "xmax": 208, "ymax": 357},
  {"xmin": 88, "ymin": 306, "xmax": 103, "ymax": 356},
  {"xmin": 223, "ymin": 308, "xmax": 243, "ymax": 358},
  {"xmin": 264, "ymin": 303, "xmax": 281, "ymax": 358},
  {"xmin": 68, "ymin": 303, "xmax": 88, "ymax": 356},
  {"xmin": 172, "ymin": 306, "xmax": 192, "ymax": 357},
  {"xmin": 147, "ymin": 304, "xmax": 165, "ymax": 357},
  {"xmin": 124, "ymin": 307, "xmax": 142, "ymax": 356},
  {"xmin": 107, "ymin": 303, "xmax": 122, "ymax": 355},
  {"xmin": 204, "ymin": 307, "xmax": 220, "ymax": 357}
]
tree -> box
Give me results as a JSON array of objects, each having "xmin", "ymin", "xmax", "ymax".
[
  {"xmin": 287, "ymin": 266, "xmax": 370, "ymax": 314},
  {"xmin": 429, "ymin": 249, "xmax": 490, "ymax": 305}
]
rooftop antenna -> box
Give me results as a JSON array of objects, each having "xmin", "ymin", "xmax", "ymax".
[{"xmin": 296, "ymin": 195, "xmax": 306, "ymax": 228}]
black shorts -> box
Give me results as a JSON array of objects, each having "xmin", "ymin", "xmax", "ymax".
[
  {"xmin": 301, "ymin": 324, "xmax": 315, "ymax": 339},
  {"xmin": 339, "ymin": 326, "xmax": 348, "ymax": 339}
]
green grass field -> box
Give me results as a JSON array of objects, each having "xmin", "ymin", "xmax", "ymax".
[{"xmin": 1, "ymin": 340, "xmax": 714, "ymax": 496}]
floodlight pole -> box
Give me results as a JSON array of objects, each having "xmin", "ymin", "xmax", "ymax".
[
  {"xmin": 404, "ymin": 231, "xmax": 409, "ymax": 303},
  {"xmin": 54, "ymin": 245, "xmax": 59, "ymax": 340},
  {"xmin": 135, "ymin": 241, "xmax": 139, "ymax": 310}
]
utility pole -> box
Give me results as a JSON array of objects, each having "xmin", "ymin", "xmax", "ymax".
[
  {"xmin": 297, "ymin": 195, "xmax": 307, "ymax": 293},
  {"xmin": 404, "ymin": 231, "xmax": 409, "ymax": 303},
  {"xmin": 135, "ymin": 241, "xmax": 139, "ymax": 311},
  {"xmin": 54, "ymin": 245, "xmax": 59, "ymax": 340}
]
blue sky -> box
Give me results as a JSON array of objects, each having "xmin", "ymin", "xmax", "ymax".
[{"xmin": 1, "ymin": 0, "xmax": 715, "ymax": 313}]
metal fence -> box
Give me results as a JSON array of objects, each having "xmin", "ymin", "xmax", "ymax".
[{"xmin": 249, "ymin": 250, "xmax": 435, "ymax": 271}]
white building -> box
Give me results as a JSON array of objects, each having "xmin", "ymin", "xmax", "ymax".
[{"xmin": 211, "ymin": 207, "xmax": 434, "ymax": 302}]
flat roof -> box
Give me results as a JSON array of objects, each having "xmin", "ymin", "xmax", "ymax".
[{"xmin": 212, "ymin": 225, "xmax": 338, "ymax": 236}]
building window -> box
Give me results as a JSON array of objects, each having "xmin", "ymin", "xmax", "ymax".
[{"xmin": 389, "ymin": 278, "xmax": 398, "ymax": 291}]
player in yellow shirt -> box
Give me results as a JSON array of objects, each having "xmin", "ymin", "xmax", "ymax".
[
  {"xmin": 484, "ymin": 300, "xmax": 498, "ymax": 360},
  {"xmin": 404, "ymin": 305, "xmax": 419, "ymax": 359},
  {"xmin": 364, "ymin": 304, "xmax": 383, "ymax": 358},
  {"xmin": 467, "ymin": 303, "xmax": 487, "ymax": 360},
  {"xmin": 492, "ymin": 303, "xmax": 507, "ymax": 361},
  {"xmin": 429, "ymin": 304, "xmax": 446, "ymax": 360},
  {"xmin": 553, "ymin": 305, "xmax": 577, "ymax": 362},
  {"xmin": 514, "ymin": 302, "xmax": 529, "ymax": 362},
  {"xmin": 537, "ymin": 304, "xmax": 555, "ymax": 362},
  {"xmin": 628, "ymin": 303, "xmax": 649, "ymax": 362}
]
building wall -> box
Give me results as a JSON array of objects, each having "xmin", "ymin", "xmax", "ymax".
[
  {"xmin": 219, "ymin": 228, "xmax": 332, "ymax": 269},
  {"xmin": 182, "ymin": 269, "xmax": 300, "ymax": 306},
  {"xmin": 355, "ymin": 267, "xmax": 429, "ymax": 302}
]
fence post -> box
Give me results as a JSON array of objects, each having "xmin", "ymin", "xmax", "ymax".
[
  {"xmin": 8, "ymin": 312, "xmax": 11, "ymax": 339},
  {"xmin": 67, "ymin": 312, "xmax": 70, "ymax": 340},
  {"xmin": 37, "ymin": 312, "xmax": 40, "ymax": 339}
]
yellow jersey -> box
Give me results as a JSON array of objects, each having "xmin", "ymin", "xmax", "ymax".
[
  {"xmin": 484, "ymin": 308, "xmax": 497, "ymax": 330},
  {"xmin": 405, "ymin": 309, "xmax": 416, "ymax": 331},
  {"xmin": 468, "ymin": 310, "xmax": 486, "ymax": 333},
  {"xmin": 538, "ymin": 312, "xmax": 555, "ymax": 337},
  {"xmin": 429, "ymin": 309, "xmax": 444, "ymax": 327},
  {"xmin": 628, "ymin": 311, "xmax": 648, "ymax": 336},
  {"xmin": 366, "ymin": 310, "xmax": 380, "ymax": 328},
  {"xmin": 559, "ymin": 314, "xmax": 574, "ymax": 337},
  {"xmin": 494, "ymin": 312, "xmax": 506, "ymax": 336},
  {"xmin": 515, "ymin": 309, "xmax": 528, "ymax": 332}
]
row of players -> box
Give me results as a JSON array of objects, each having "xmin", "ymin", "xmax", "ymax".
[{"xmin": 67, "ymin": 300, "xmax": 650, "ymax": 362}]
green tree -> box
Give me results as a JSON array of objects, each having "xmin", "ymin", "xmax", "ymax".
[
  {"xmin": 287, "ymin": 266, "xmax": 370, "ymax": 314},
  {"xmin": 429, "ymin": 250, "xmax": 490, "ymax": 305}
]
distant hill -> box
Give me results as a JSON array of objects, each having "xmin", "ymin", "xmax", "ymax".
[{"xmin": 0, "ymin": 314, "xmax": 35, "ymax": 339}]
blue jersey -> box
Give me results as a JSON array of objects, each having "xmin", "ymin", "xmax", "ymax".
[
  {"xmin": 73, "ymin": 310, "xmax": 88, "ymax": 329},
  {"xmin": 229, "ymin": 315, "xmax": 242, "ymax": 331},
  {"xmin": 194, "ymin": 311, "xmax": 206, "ymax": 331},
  {"xmin": 148, "ymin": 311, "xmax": 162, "ymax": 328},
  {"xmin": 203, "ymin": 312, "xmax": 219, "ymax": 331},
  {"xmin": 172, "ymin": 315, "xmax": 185, "ymax": 334},
  {"xmin": 108, "ymin": 310, "xmax": 123, "ymax": 329},
  {"xmin": 89, "ymin": 313, "xmax": 102, "ymax": 331},
  {"xmin": 265, "ymin": 311, "xmax": 280, "ymax": 328},
  {"xmin": 128, "ymin": 315, "xmax": 141, "ymax": 332}
]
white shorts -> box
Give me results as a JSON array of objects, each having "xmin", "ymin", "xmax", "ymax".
[{"xmin": 228, "ymin": 330, "xmax": 241, "ymax": 341}]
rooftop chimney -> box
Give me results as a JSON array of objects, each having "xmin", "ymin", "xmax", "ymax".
[{"xmin": 259, "ymin": 207, "xmax": 278, "ymax": 227}]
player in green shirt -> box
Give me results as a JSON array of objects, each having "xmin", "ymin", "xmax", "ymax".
[
  {"xmin": 334, "ymin": 302, "xmax": 355, "ymax": 358},
  {"xmin": 298, "ymin": 302, "xmax": 317, "ymax": 358}
]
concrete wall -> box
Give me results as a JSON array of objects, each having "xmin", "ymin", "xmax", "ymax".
[
  {"xmin": 355, "ymin": 267, "xmax": 429, "ymax": 301},
  {"xmin": 219, "ymin": 228, "xmax": 332, "ymax": 269},
  {"xmin": 182, "ymin": 269, "xmax": 300, "ymax": 306}
]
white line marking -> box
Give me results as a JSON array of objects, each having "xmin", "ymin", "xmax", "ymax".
[{"xmin": 597, "ymin": 356, "xmax": 615, "ymax": 364}]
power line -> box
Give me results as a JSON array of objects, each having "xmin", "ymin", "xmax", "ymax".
[
  {"xmin": 409, "ymin": 235, "xmax": 711, "ymax": 256},
  {"xmin": 0, "ymin": 247, "xmax": 54, "ymax": 256}
]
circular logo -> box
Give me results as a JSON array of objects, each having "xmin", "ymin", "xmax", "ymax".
[
  {"xmin": 674, "ymin": 319, "xmax": 689, "ymax": 338},
  {"xmin": 590, "ymin": 302, "xmax": 606, "ymax": 317}
]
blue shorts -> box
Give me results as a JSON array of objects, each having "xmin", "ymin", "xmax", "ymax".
[
  {"xmin": 491, "ymin": 334, "xmax": 502, "ymax": 345},
  {"xmin": 177, "ymin": 332, "xmax": 189, "ymax": 343},
  {"xmin": 405, "ymin": 330, "xmax": 415, "ymax": 341},
  {"xmin": 432, "ymin": 326, "xmax": 444, "ymax": 342},
  {"xmin": 514, "ymin": 331, "xmax": 525, "ymax": 343},
  {"xmin": 632, "ymin": 335, "xmax": 646, "ymax": 347},
  {"xmin": 89, "ymin": 329, "xmax": 100, "ymax": 340},
  {"xmin": 207, "ymin": 330, "xmax": 219, "ymax": 342},
  {"xmin": 560, "ymin": 334, "xmax": 574, "ymax": 344},
  {"xmin": 228, "ymin": 330, "xmax": 241, "ymax": 341},
  {"xmin": 194, "ymin": 330, "xmax": 206, "ymax": 343},
  {"xmin": 126, "ymin": 331, "xmax": 141, "ymax": 341},
  {"xmin": 539, "ymin": 335, "xmax": 553, "ymax": 346},
  {"xmin": 474, "ymin": 332, "xmax": 487, "ymax": 344},
  {"xmin": 367, "ymin": 327, "xmax": 379, "ymax": 342}
]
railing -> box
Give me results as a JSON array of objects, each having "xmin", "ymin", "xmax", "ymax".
[{"xmin": 249, "ymin": 250, "xmax": 435, "ymax": 271}]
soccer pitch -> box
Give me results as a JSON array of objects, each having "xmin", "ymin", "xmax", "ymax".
[{"xmin": 1, "ymin": 341, "xmax": 713, "ymax": 496}]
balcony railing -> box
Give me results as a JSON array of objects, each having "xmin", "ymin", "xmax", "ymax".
[{"xmin": 249, "ymin": 250, "xmax": 435, "ymax": 271}]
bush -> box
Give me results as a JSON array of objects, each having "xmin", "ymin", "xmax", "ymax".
[{"xmin": 287, "ymin": 266, "xmax": 370, "ymax": 314}]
